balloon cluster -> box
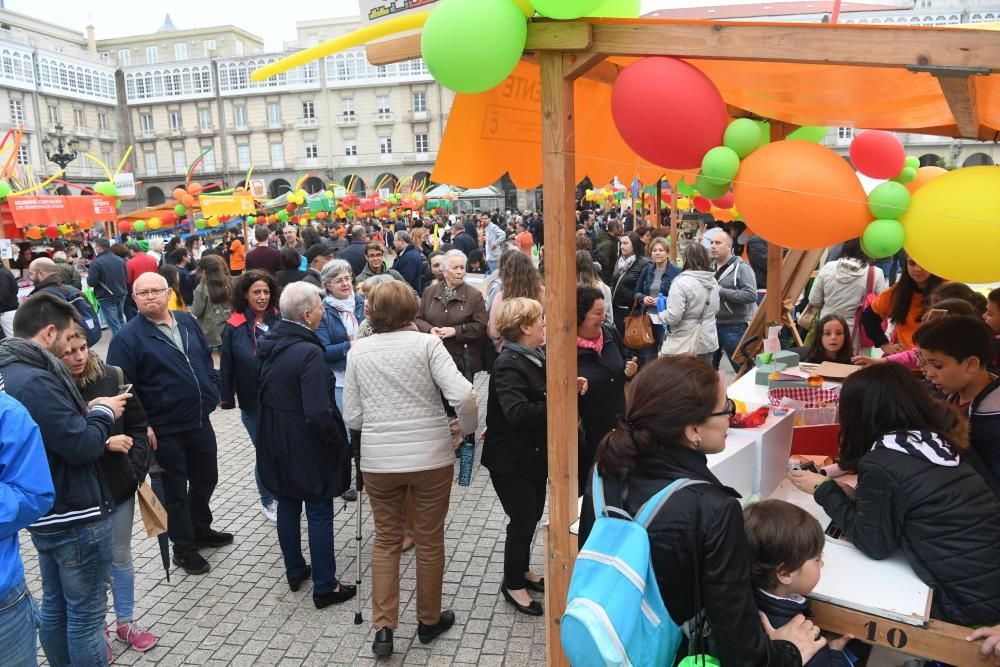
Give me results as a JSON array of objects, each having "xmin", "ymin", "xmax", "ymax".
[
  {"xmin": 850, "ymin": 131, "xmax": 914, "ymax": 258},
  {"xmin": 172, "ymin": 183, "xmax": 205, "ymax": 218},
  {"xmin": 93, "ymin": 181, "xmax": 121, "ymax": 209}
]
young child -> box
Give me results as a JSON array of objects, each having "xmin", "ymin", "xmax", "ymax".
[
  {"xmin": 805, "ymin": 315, "xmax": 853, "ymax": 364},
  {"xmin": 744, "ymin": 500, "xmax": 852, "ymax": 667},
  {"xmin": 913, "ymin": 315, "xmax": 1000, "ymax": 487}
]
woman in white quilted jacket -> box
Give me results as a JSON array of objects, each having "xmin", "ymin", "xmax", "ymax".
[{"xmin": 343, "ymin": 279, "xmax": 478, "ymax": 659}]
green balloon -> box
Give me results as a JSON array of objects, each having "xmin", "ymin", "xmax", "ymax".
[
  {"xmin": 133, "ymin": 220, "xmax": 146, "ymax": 232},
  {"xmin": 532, "ymin": 0, "xmax": 602, "ymax": 19},
  {"xmin": 277, "ymin": 210, "xmax": 289, "ymax": 223},
  {"xmin": 93, "ymin": 181, "xmax": 118, "ymax": 197},
  {"xmin": 723, "ymin": 119, "xmax": 762, "ymax": 159},
  {"xmin": 247, "ymin": 215, "xmax": 256, "ymax": 226},
  {"xmin": 694, "ymin": 173, "xmax": 729, "ymax": 200},
  {"xmin": 174, "ymin": 204, "xmax": 187, "ymax": 216},
  {"xmin": 786, "ymin": 126, "xmax": 828, "ymax": 143},
  {"xmin": 0, "ymin": 180, "xmax": 10, "ymax": 200},
  {"xmin": 422, "ymin": 0, "xmax": 528, "ymax": 94},
  {"xmin": 701, "ymin": 146, "xmax": 741, "ymax": 185},
  {"xmin": 895, "ymin": 166, "xmax": 917, "ymax": 184},
  {"xmin": 862, "ymin": 219, "xmax": 905, "ymax": 259},
  {"xmin": 195, "ymin": 218, "xmax": 206, "ymax": 230},
  {"xmin": 904, "ymin": 156, "xmax": 920, "ymax": 170},
  {"xmin": 586, "ymin": 0, "xmax": 640, "ymax": 17},
  {"xmin": 867, "ymin": 181, "xmax": 911, "ymax": 220},
  {"xmin": 676, "ymin": 178, "xmax": 696, "ymax": 197}
]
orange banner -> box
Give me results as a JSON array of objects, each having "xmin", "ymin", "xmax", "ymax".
[{"xmin": 7, "ymin": 195, "xmax": 118, "ymax": 228}]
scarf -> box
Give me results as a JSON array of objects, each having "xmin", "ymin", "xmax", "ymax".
[
  {"xmin": 0, "ymin": 338, "xmax": 88, "ymax": 414},
  {"xmin": 872, "ymin": 430, "xmax": 959, "ymax": 467},
  {"xmin": 577, "ymin": 334, "xmax": 604, "ymax": 355},
  {"xmin": 325, "ymin": 294, "xmax": 359, "ymax": 339},
  {"xmin": 504, "ymin": 341, "xmax": 546, "ymax": 368},
  {"xmin": 615, "ymin": 253, "xmax": 636, "ymax": 277}
]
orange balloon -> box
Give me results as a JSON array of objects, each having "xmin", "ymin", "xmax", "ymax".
[
  {"xmin": 713, "ymin": 208, "xmax": 734, "ymax": 222},
  {"xmin": 172, "ymin": 188, "xmax": 187, "ymax": 201},
  {"xmin": 187, "ymin": 183, "xmax": 204, "ymax": 195},
  {"xmin": 733, "ymin": 140, "xmax": 870, "ymax": 250},
  {"xmin": 904, "ymin": 166, "xmax": 947, "ymax": 194},
  {"xmin": 78, "ymin": 220, "xmax": 94, "ymax": 231},
  {"xmin": 181, "ymin": 194, "xmax": 195, "ymax": 207},
  {"xmin": 26, "ymin": 227, "xmax": 42, "ymax": 240}
]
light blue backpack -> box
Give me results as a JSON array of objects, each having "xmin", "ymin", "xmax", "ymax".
[{"xmin": 562, "ymin": 468, "xmax": 706, "ymax": 667}]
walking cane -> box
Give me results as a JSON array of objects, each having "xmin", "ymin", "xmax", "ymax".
[{"xmin": 351, "ymin": 428, "xmax": 364, "ymax": 626}]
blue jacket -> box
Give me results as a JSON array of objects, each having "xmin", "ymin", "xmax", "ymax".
[
  {"xmin": 634, "ymin": 261, "xmax": 681, "ymax": 304},
  {"xmin": 86, "ymin": 249, "xmax": 128, "ymax": 300},
  {"xmin": 220, "ymin": 308, "xmax": 279, "ymax": 412},
  {"xmin": 0, "ymin": 391, "xmax": 54, "ymax": 597},
  {"xmin": 107, "ymin": 312, "xmax": 220, "ymax": 436},
  {"xmin": 452, "ymin": 231, "xmax": 478, "ymax": 257},
  {"xmin": 0, "ymin": 352, "xmax": 115, "ymax": 531},
  {"xmin": 394, "ymin": 244, "xmax": 424, "ymax": 294},
  {"xmin": 316, "ymin": 295, "xmax": 365, "ymax": 376}
]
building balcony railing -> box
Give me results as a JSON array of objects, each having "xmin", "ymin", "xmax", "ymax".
[
  {"xmin": 73, "ymin": 126, "xmax": 95, "ymax": 138},
  {"xmin": 295, "ymin": 157, "xmax": 328, "ymax": 170},
  {"xmin": 167, "ymin": 127, "xmax": 184, "ymax": 138},
  {"xmin": 402, "ymin": 151, "xmax": 437, "ymax": 163},
  {"xmin": 296, "ymin": 117, "xmax": 319, "ymax": 129},
  {"xmin": 136, "ymin": 129, "xmax": 157, "ymax": 141},
  {"xmin": 98, "ymin": 128, "xmax": 117, "ymax": 141},
  {"xmin": 230, "ymin": 124, "xmax": 251, "ymax": 134},
  {"xmin": 337, "ymin": 114, "xmax": 358, "ymax": 126},
  {"xmin": 195, "ymin": 125, "xmax": 215, "ymax": 137},
  {"xmin": 264, "ymin": 121, "xmax": 290, "ymax": 132},
  {"xmin": 372, "ymin": 112, "xmax": 394, "ymax": 125},
  {"xmin": 408, "ymin": 110, "xmax": 430, "ymax": 122}
]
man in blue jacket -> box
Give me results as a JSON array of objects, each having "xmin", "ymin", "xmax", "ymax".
[
  {"xmin": 108, "ymin": 273, "xmax": 230, "ymax": 576},
  {"xmin": 392, "ymin": 230, "xmax": 424, "ymax": 294},
  {"xmin": 0, "ymin": 391, "xmax": 54, "ymax": 664},
  {"xmin": 0, "ymin": 292, "xmax": 128, "ymax": 666},
  {"xmin": 87, "ymin": 237, "xmax": 128, "ymax": 335}
]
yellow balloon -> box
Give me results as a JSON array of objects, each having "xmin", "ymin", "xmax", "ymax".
[
  {"xmin": 901, "ymin": 166, "xmax": 1000, "ymax": 283},
  {"xmin": 676, "ymin": 197, "xmax": 691, "ymax": 209},
  {"xmin": 512, "ymin": 0, "xmax": 535, "ymax": 17}
]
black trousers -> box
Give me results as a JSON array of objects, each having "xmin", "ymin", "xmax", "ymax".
[
  {"xmin": 155, "ymin": 422, "xmax": 219, "ymax": 554},
  {"xmin": 490, "ymin": 471, "xmax": 546, "ymax": 590}
]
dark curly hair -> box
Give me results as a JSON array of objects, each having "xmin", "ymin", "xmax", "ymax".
[{"xmin": 232, "ymin": 270, "xmax": 280, "ymax": 314}]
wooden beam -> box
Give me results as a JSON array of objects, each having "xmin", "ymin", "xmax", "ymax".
[
  {"xmin": 936, "ymin": 75, "xmax": 981, "ymax": 139},
  {"xmin": 563, "ymin": 52, "xmax": 608, "ymax": 80},
  {"xmin": 528, "ymin": 20, "xmax": 592, "ymax": 51},
  {"xmin": 811, "ymin": 601, "xmax": 984, "ymax": 666},
  {"xmin": 540, "ymin": 49, "xmax": 577, "ymax": 667}
]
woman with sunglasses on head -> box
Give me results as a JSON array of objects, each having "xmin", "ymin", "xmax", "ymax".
[{"xmin": 578, "ymin": 356, "xmax": 825, "ymax": 666}]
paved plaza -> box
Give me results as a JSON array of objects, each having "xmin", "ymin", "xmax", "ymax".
[{"xmin": 20, "ymin": 372, "xmax": 549, "ymax": 666}]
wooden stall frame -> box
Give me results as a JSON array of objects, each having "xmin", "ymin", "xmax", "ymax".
[{"xmin": 360, "ymin": 17, "xmax": 1000, "ymax": 666}]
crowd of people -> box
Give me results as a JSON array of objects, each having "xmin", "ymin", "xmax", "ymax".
[{"xmin": 4, "ymin": 201, "xmax": 1000, "ymax": 666}]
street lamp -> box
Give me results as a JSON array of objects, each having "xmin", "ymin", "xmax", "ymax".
[{"xmin": 42, "ymin": 124, "xmax": 79, "ymax": 171}]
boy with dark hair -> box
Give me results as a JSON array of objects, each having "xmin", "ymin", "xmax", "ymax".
[
  {"xmin": 914, "ymin": 315, "xmax": 1000, "ymax": 485},
  {"xmin": 744, "ymin": 500, "xmax": 852, "ymax": 666}
]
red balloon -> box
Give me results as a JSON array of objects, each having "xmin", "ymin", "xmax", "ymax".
[
  {"xmin": 44, "ymin": 224, "xmax": 60, "ymax": 239},
  {"xmin": 611, "ymin": 57, "xmax": 727, "ymax": 170},
  {"xmin": 162, "ymin": 213, "xmax": 176, "ymax": 226},
  {"xmin": 712, "ymin": 191, "xmax": 735, "ymax": 209},
  {"xmin": 118, "ymin": 220, "xmax": 132, "ymax": 233},
  {"xmin": 286, "ymin": 203, "xmax": 296, "ymax": 213},
  {"xmin": 693, "ymin": 196, "xmax": 712, "ymax": 213},
  {"xmin": 849, "ymin": 130, "xmax": 905, "ymax": 180}
]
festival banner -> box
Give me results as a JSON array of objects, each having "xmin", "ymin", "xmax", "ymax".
[
  {"xmin": 362, "ymin": 0, "xmax": 439, "ymax": 24},
  {"xmin": 6, "ymin": 196, "xmax": 118, "ymax": 228},
  {"xmin": 199, "ymin": 194, "xmax": 256, "ymax": 217}
]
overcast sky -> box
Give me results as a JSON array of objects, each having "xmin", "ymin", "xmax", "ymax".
[{"xmin": 3, "ymin": 0, "xmax": 786, "ymax": 51}]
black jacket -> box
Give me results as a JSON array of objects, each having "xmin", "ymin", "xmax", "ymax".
[
  {"xmin": 577, "ymin": 325, "xmax": 627, "ymax": 490},
  {"xmin": 339, "ymin": 240, "xmax": 368, "ymax": 277},
  {"xmin": 482, "ymin": 347, "xmax": 547, "ymax": 479},
  {"xmin": 753, "ymin": 590, "xmax": 849, "ymax": 667},
  {"xmin": 0, "ymin": 266, "xmax": 18, "ymax": 312},
  {"xmin": 611, "ymin": 256, "xmax": 650, "ymax": 333},
  {"xmin": 815, "ymin": 445, "xmax": 1000, "ymax": 626},
  {"xmin": 78, "ymin": 362, "xmax": 152, "ymax": 505},
  {"xmin": 220, "ymin": 308, "xmax": 279, "ymax": 412},
  {"xmin": 256, "ymin": 320, "xmax": 350, "ymax": 501},
  {"xmin": 452, "ymin": 231, "xmax": 478, "ymax": 257},
  {"xmin": 579, "ymin": 446, "xmax": 802, "ymax": 667},
  {"xmin": 964, "ymin": 374, "xmax": 1000, "ymax": 488},
  {"xmin": 747, "ymin": 235, "xmax": 769, "ymax": 289},
  {"xmin": 87, "ymin": 249, "xmax": 128, "ymax": 299}
]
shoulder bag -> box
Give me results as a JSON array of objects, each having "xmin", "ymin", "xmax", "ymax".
[
  {"xmin": 624, "ymin": 299, "xmax": 655, "ymax": 349},
  {"xmin": 661, "ymin": 286, "xmax": 713, "ymax": 357}
]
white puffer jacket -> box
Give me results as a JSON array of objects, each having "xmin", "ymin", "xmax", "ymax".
[
  {"xmin": 661, "ymin": 270, "xmax": 721, "ymax": 355},
  {"xmin": 344, "ymin": 329, "xmax": 478, "ymax": 474}
]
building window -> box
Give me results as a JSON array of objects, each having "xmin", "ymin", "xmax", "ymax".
[
  {"xmin": 267, "ymin": 102, "xmax": 281, "ymax": 128},
  {"xmin": 837, "ymin": 127, "xmax": 854, "ymax": 140},
  {"xmin": 270, "ymin": 142, "xmax": 284, "ymax": 167},
  {"xmin": 16, "ymin": 144, "xmax": 28, "ymax": 165},
  {"xmin": 415, "ymin": 133, "xmax": 428, "ymax": 154},
  {"xmin": 9, "ymin": 99, "xmax": 23, "ymax": 124},
  {"xmin": 237, "ymin": 145, "xmax": 251, "ymax": 168},
  {"xmin": 305, "ymin": 142, "xmax": 318, "ymax": 159},
  {"xmin": 413, "ymin": 91, "xmax": 426, "ymax": 112},
  {"xmin": 140, "ymin": 113, "xmax": 154, "ymax": 133},
  {"xmin": 146, "ymin": 46, "xmax": 159, "ymax": 65},
  {"xmin": 173, "ymin": 149, "xmax": 186, "ymax": 173},
  {"xmin": 98, "ymin": 112, "xmax": 109, "ymax": 131},
  {"xmin": 342, "ymin": 98, "xmax": 354, "ymax": 117},
  {"xmin": 198, "ymin": 109, "xmax": 212, "ymax": 131},
  {"xmin": 344, "ymin": 139, "xmax": 357, "ymax": 157},
  {"xmin": 302, "ymin": 101, "xmax": 315, "ymax": 120},
  {"xmin": 169, "ymin": 111, "xmax": 182, "ymax": 132},
  {"xmin": 233, "ymin": 105, "xmax": 247, "ymax": 129},
  {"xmin": 235, "ymin": 39, "xmax": 245, "ymax": 56},
  {"xmin": 118, "ymin": 49, "xmax": 131, "ymax": 66},
  {"xmin": 379, "ymin": 136, "xmax": 392, "ymax": 154},
  {"xmin": 203, "ymin": 40, "xmax": 217, "ymax": 58},
  {"xmin": 201, "ymin": 149, "xmax": 216, "ymax": 172},
  {"xmin": 174, "ymin": 43, "xmax": 188, "ymax": 61},
  {"xmin": 377, "ymin": 95, "xmax": 391, "ymax": 114},
  {"xmin": 73, "ymin": 109, "xmax": 86, "ymax": 127},
  {"xmin": 48, "ymin": 105, "xmax": 60, "ymax": 124},
  {"xmin": 102, "ymin": 151, "xmax": 113, "ymax": 169},
  {"xmin": 144, "ymin": 152, "xmax": 158, "ymax": 175}
]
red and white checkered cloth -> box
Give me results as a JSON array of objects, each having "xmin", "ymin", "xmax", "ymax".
[{"xmin": 768, "ymin": 386, "xmax": 841, "ymax": 408}]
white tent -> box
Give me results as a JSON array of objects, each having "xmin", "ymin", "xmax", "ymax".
[
  {"xmin": 425, "ymin": 183, "xmax": 462, "ymax": 198},
  {"xmin": 456, "ymin": 185, "xmax": 504, "ymax": 212}
]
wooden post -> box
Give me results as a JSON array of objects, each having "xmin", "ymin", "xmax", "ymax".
[
  {"xmin": 765, "ymin": 241, "xmax": 782, "ymax": 324},
  {"xmin": 541, "ymin": 50, "xmax": 577, "ymax": 667},
  {"xmin": 669, "ymin": 189, "xmax": 679, "ymax": 264},
  {"xmin": 654, "ymin": 178, "xmax": 663, "ymax": 229}
]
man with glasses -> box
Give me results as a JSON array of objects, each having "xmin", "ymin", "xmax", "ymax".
[{"xmin": 108, "ymin": 273, "xmax": 230, "ymax": 576}]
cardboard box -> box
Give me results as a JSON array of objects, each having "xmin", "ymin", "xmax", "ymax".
[{"xmin": 755, "ymin": 362, "xmax": 788, "ymax": 385}]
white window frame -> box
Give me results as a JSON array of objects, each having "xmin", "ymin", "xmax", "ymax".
[
  {"xmin": 144, "ymin": 151, "xmax": 158, "ymax": 175},
  {"xmin": 377, "ymin": 95, "xmax": 391, "ymax": 114},
  {"xmin": 233, "ymin": 105, "xmax": 247, "ymax": 129},
  {"xmin": 203, "ymin": 40, "xmax": 217, "ymax": 58},
  {"xmin": 198, "ymin": 108, "xmax": 212, "ymax": 131},
  {"xmin": 98, "ymin": 112, "xmax": 109, "ymax": 131},
  {"xmin": 173, "ymin": 149, "xmax": 186, "ymax": 174},
  {"xmin": 73, "ymin": 108, "xmax": 86, "ymax": 127},
  {"xmin": 415, "ymin": 133, "xmax": 429, "ymax": 154},
  {"xmin": 413, "ymin": 91, "xmax": 427, "ymax": 112},
  {"xmin": 146, "ymin": 46, "xmax": 159, "ymax": 65},
  {"xmin": 302, "ymin": 101, "xmax": 315, "ymax": 120},
  {"xmin": 117, "ymin": 49, "xmax": 131, "ymax": 66},
  {"xmin": 269, "ymin": 142, "xmax": 284, "ymax": 167},
  {"xmin": 140, "ymin": 113, "xmax": 154, "ymax": 133},
  {"xmin": 237, "ymin": 145, "xmax": 251, "ymax": 168},
  {"xmin": 48, "ymin": 105, "xmax": 60, "ymax": 124},
  {"xmin": 174, "ymin": 43, "xmax": 188, "ymax": 61},
  {"xmin": 344, "ymin": 139, "xmax": 357, "ymax": 157},
  {"xmin": 168, "ymin": 110, "xmax": 182, "ymax": 132},
  {"xmin": 267, "ymin": 102, "xmax": 281, "ymax": 128},
  {"xmin": 9, "ymin": 99, "xmax": 24, "ymax": 124},
  {"xmin": 379, "ymin": 136, "xmax": 392, "ymax": 154},
  {"xmin": 342, "ymin": 98, "xmax": 355, "ymax": 117},
  {"xmin": 16, "ymin": 144, "xmax": 29, "ymax": 165},
  {"xmin": 304, "ymin": 142, "xmax": 318, "ymax": 159}
]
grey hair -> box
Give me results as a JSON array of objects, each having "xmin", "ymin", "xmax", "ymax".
[
  {"xmin": 148, "ymin": 238, "xmax": 165, "ymax": 253},
  {"xmin": 395, "ymin": 230, "xmax": 411, "ymax": 244},
  {"xmin": 279, "ymin": 282, "xmax": 323, "ymax": 322},
  {"xmin": 320, "ymin": 258, "xmax": 353, "ymax": 288},
  {"xmin": 443, "ymin": 249, "xmax": 467, "ymax": 268}
]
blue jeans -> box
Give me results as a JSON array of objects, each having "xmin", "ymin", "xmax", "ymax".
[
  {"xmin": 99, "ymin": 297, "xmax": 126, "ymax": 336},
  {"xmin": 487, "ymin": 259, "xmax": 498, "ymax": 273},
  {"xmin": 109, "ymin": 496, "xmax": 135, "ymax": 621},
  {"xmin": 30, "ymin": 517, "xmax": 113, "ymax": 667},
  {"xmin": 0, "ymin": 578, "xmax": 40, "ymax": 666},
  {"xmin": 713, "ymin": 322, "xmax": 749, "ymax": 371},
  {"xmin": 240, "ymin": 409, "xmax": 275, "ymax": 506},
  {"xmin": 275, "ymin": 497, "xmax": 339, "ymax": 595}
]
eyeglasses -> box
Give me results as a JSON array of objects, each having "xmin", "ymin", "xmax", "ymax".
[
  {"xmin": 708, "ymin": 398, "xmax": 737, "ymax": 419},
  {"xmin": 134, "ymin": 288, "xmax": 168, "ymax": 299}
]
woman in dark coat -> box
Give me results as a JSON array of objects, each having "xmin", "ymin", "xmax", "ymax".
[
  {"xmin": 610, "ymin": 231, "xmax": 650, "ymax": 336},
  {"xmin": 576, "ymin": 286, "xmax": 638, "ymax": 495},
  {"xmin": 256, "ymin": 282, "xmax": 356, "ymax": 609},
  {"xmin": 579, "ymin": 356, "xmax": 823, "ymax": 666},
  {"xmin": 220, "ymin": 270, "xmax": 281, "ymax": 521},
  {"xmin": 789, "ymin": 363, "xmax": 1000, "ymax": 626},
  {"xmin": 416, "ymin": 250, "xmax": 489, "ymax": 379}
]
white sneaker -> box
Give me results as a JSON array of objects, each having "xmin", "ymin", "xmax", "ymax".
[{"xmin": 260, "ymin": 500, "xmax": 278, "ymax": 522}]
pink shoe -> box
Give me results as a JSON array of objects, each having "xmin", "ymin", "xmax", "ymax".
[
  {"xmin": 104, "ymin": 628, "xmax": 114, "ymax": 663},
  {"xmin": 116, "ymin": 621, "xmax": 159, "ymax": 652}
]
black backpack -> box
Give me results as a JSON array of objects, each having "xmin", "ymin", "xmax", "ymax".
[{"xmin": 40, "ymin": 286, "xmax": 102, "ymax": 347}]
